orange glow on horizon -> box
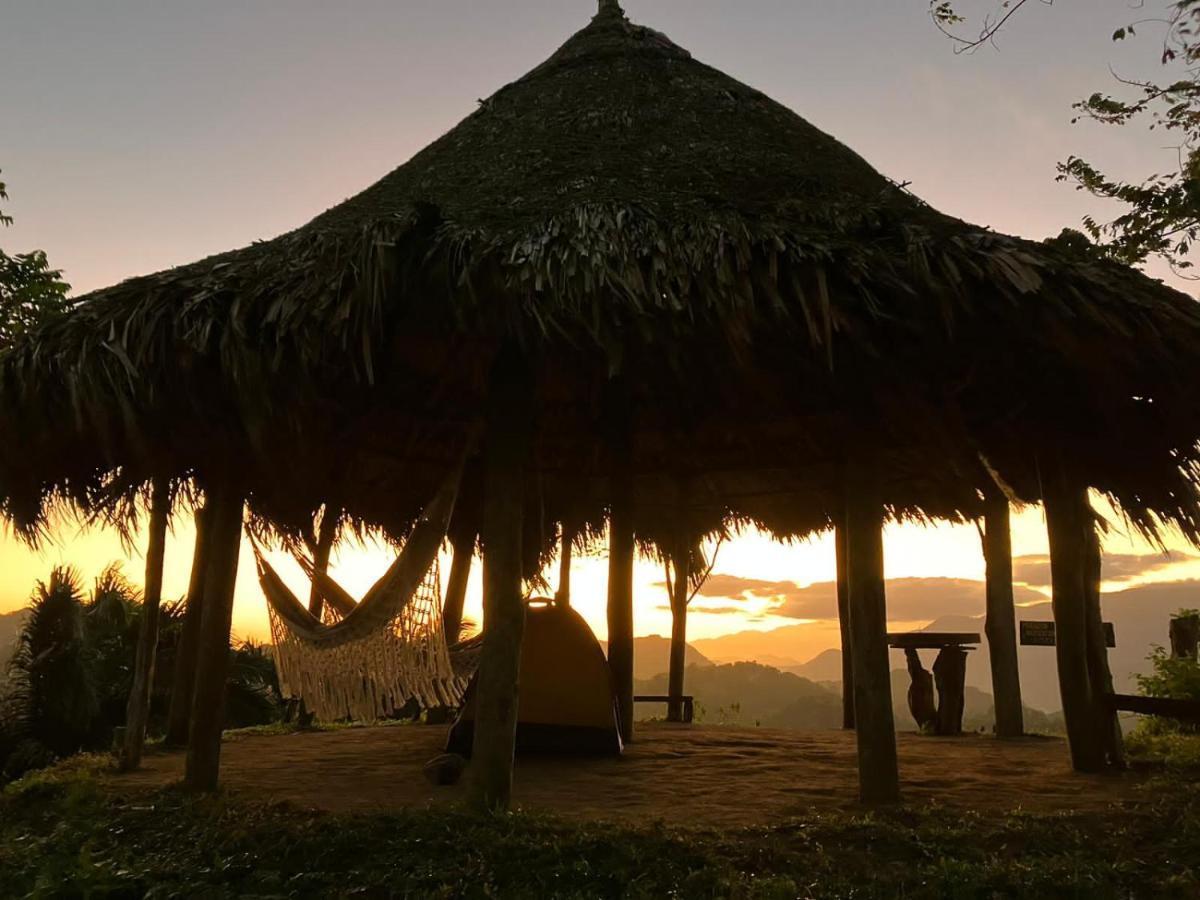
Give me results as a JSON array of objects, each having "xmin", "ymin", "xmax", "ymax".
[{"xmin": 3, "ymin": 494, "xmax": 1196, "ymax": 668}]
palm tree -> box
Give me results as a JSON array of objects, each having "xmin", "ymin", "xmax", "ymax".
[
  {"xmin": 0, "ymin": 562, "xmax": 284, "ymax": 783},
  {"xmin": 85, "ymin": 564, "xmax": 142, "ymax": 732},
  {"xmin": 1, "ymin": 568, "xmax": 97, "ymax": 779}
]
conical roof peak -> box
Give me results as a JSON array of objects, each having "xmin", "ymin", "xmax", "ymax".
[
  {"xmin": 594, "ymin": 0, "xmax": 625, "ymax": 20},
  {"xmin": 530, "ymin": 1, "xmax": 691, "ymax": 78},
  {"xmin": 302, "ymin": 4, "xmax": 900, "ymax": 238}
]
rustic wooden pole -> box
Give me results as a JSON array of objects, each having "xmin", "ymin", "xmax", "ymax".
[
  {"xmin": 845, "ymin": 463, "xmax": 900, "ymax": 803},
  {"xmin": 442, "ymin": 528, "xmax": 474, "ymax": 644},
  {"xmin": 165, "ymin": 502, "xmax": 210, "ymax": 747},
  {"xmin": 1085, "ymin": 517, "xmax": 1125, "ymax": 769},
  {"xmin": 555, "ymin": 523, "xmax": 574, "ymax": 606},
  {"xmin": 982, "ymin": 491, "xmax": 1024, "ymax": 738},
  {"xmin": 307, "ymin": 510, "xmax": 338, "ymax": 618},
  {"xmin": 607, "ymin": 422, "xmax": 636, "ymax": 744},
  {"xmin": 835, "ymin": 523, "xmax": 855, "ymax": 730},
  {"xmin": 468, "ymin": 347, "xmax": 535, "ymax": 813},
  {"xmin": 932, "ymin": 647, "xmax": 969, "ymax": 736},
  {"xmin": 1170, "ymin": 613, "xmax": 1200, "ymax": 660},
  {"xmin": 1042, "ymin": 467, "xmax": 1106, "ymax": 773},
  {"xmin": 667, "ymin": 538, "xmax": 691, "ymax": 723},
  {"xmin": 118, "ymin": 476, "xmax": 171, "ymax": 771},
  {"xmin": 904, "ymin": 649, "xmax": 937, "ymax": 731},
  {"xmin": 183, "ymin": 481, "xmax": 245, "ymax": 793}
]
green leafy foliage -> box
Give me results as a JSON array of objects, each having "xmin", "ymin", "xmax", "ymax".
[
  {"xmin": 0, "ymin": 249, "xmax": 70, "ymax": 344},
  {"xmin": 1127, "ymin": 730, "xmax": 1200, "ymax": 768},
  {"xmin": 1134, "ymin": 622, "xmax": 1200, "ymax": 737},
  {"xmin": 0, "ymin": 171, "xmax": 11, "ymax": 228},
  {"xmin": 2, "ymin": 568, "xmax": 98, "ymax": 772},
  {"xmin": 1, "ymin": 761, "xmax": 1198, "ymax": 897},
  {"xmin": 0, "ymin": 169, "xmax": 70, "ymax": 346},
  {"xmin": 85, "ymin": 564, "xmax": 143, "ymax": 729},
  {"xmin": 225, "ymin": 640, "xmax": 286, "ymax": 729}
]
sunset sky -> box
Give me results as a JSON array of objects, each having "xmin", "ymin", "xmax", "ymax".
[{"xmin": 2, "ymin": 0, "xmax": 1198, "ymax": 662}]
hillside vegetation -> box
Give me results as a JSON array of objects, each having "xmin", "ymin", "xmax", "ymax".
[{"xmin": 638, "ymin": 661, "xmax": 1063, "ymax": 734}]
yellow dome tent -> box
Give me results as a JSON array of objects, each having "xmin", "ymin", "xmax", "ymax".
[{"xmin": 448, "ymin": 600, "xmax": 622, "ymax": 756}]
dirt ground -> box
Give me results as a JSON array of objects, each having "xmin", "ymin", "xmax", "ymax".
[{"xmin": 120, "ymin": 723, "xmax": 1145, "ymax": 827}]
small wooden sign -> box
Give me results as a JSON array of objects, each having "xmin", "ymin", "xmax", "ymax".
[{"xmin": 1020, "ymin": 621, "xmax": 1115, "ymax": 648}]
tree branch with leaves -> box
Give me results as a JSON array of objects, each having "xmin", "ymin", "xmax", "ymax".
[
  {"xmin": 930, "ymin": 1, "xmax": 1200, "ymax": 274},
  {"xmin": 0, "ymin": 169, "xmax": 71, "ymax": 345}
]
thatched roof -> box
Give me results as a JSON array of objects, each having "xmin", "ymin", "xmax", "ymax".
[{"xmin": 3, "ymin": 1, "xmax": 1200, "ymax": 547}]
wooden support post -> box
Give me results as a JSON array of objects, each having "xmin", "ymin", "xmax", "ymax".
[
  {"xmin": 607, "ymin": 449, "xmax": 636, "ymax": 745},
  {"xmin": 1170, "ymin": 613, "xmax": 1200, "ymax": 660},
  {"xmin": 904, "ymin": 649, "xmax": 937, "ymax": 731},
  {"xmin": 1085, "ymin": 518, "xmax": 1125, "ymax": 769},
  {"xmin": 667, "ymin": 538, "xmax": 691, "ymax": 723},
  {"xmin": 183, "ymin": 482, "xmax": 245, "ymax": 793},
  {"xmin": 443, "ymin": 528, "xmax": 474, "ymax": 644},
  {"xmin": 307, "ymin": 509, "xmax": 338, "ymax": 618},
  {"xmin": 932, "ymin": 648, "xmax": 968, "ymax": 736},
  {"xmin": 835, "ymin": 523, "xmax": 855, "ymax": 730},
  {"xmin": 845, "ymin": 465, "xmax": 899, "ymax": 803},
  {"xmin": 468, "ymin": 347, "xmax": 534, "ymax": 813},
  {"xmin": 982, "ymin": 491, "xmax": 1024, "ymax": 738},
  {"xmin": 555, "ymin": 523, "xmax": 574, "ymax": 606},
  {"xmin": 604, "ymin": 376, "xmax": 635, "ymax": 744},
  {"xmin": 165, "ymin": 503, "xmax": 210, "ymax": 748},
  {"xmin": 119, "ymin": 476, "xmax": 170, "ymax": 771},
  {"xmin": 1043, "ymin": 469, "xmax": 1106, "ymax": 773}
]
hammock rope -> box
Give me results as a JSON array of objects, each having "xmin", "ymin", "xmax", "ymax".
[{"xmin": 257, "ymin": 472, "xmax": 468, "ymax": 721}]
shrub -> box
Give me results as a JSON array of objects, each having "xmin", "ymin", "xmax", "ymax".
[{"xmin": 1133, "ymin": 630, "xmax": 1200, "ymax": 738}]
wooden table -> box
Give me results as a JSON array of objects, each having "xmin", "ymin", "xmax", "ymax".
[{"xmin": 887, "ymin": 633, "xmax": 980, "ymax": 736}]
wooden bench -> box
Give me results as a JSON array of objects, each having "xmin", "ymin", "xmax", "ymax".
[{"xmin": 634, "ymin": 694, "xmax": 695, "ymax": 724}]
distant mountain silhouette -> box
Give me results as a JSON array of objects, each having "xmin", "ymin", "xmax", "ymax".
[
  {"xmin": 0, "ymin": 609, "xmax": 24, "ymax": 656},
  {"xmin": 691, "ymin": 622, "xmax": 838, "ymax": 669},
  {"xmin": 600, "ymin": 634, "xmax": 714, "ymax": 681},
  {"xmin": 634, "ymin": 658, "xmax": 1061, "ymax": 734},
  {"xmin": 636, "ymin": 661, "xmax": 842, "ymax": 729},
  {"xmin": 0, "ymin": 609, "xmax": 26, "ymax": 687},
  {"xmin": 785, "ymin": 648, "xmax": 843, "ymax": 683},
  {"xmin": 688, "ymin": 578, "xmax": 1200, "ymax": 715}
]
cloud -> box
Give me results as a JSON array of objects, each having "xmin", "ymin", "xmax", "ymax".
[
  {"xmin": 692, "ymin": 574, "xmax": 1044, "ymax": 622},
  {"xmin": 1013, "ymin": 552, "xmax": 1196, "ymax": 588},
  {"xmin": 652, "ymin": 603, "xmax": 750, "ymax": 616},
  {"xmin": 771, "ymin": 578, "xmax": 1033, "ymax": 622},
  {"xmin": 695, "ymin": 574, "xmax": 790, "ymax": 599}
]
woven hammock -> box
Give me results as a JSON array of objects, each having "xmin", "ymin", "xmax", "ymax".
[{"xmin": 257, "ymin": 474, "xmax": 468, "ymax": 721}]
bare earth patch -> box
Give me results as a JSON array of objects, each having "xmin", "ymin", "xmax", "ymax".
[{"xmin": 119, "ymin": 723, "xmax": 1144, "ymax": 827}]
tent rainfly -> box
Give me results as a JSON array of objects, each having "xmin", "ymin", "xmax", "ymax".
[
  {"xmin": 5, "ymin": 0, "xmax": 1200, "ymax": 808},
  {"xmin": 448, "ymin": 599, "xmax": 623, "ymax": 757}
]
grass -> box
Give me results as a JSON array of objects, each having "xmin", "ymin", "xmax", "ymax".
[
  {"xmin": 1, "ymin": 738, "xmax": 1198, "ymax": 899},
  {"xmin": 1125, "ymin": 726, "xmax": 1200, "ymax": 770}
]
